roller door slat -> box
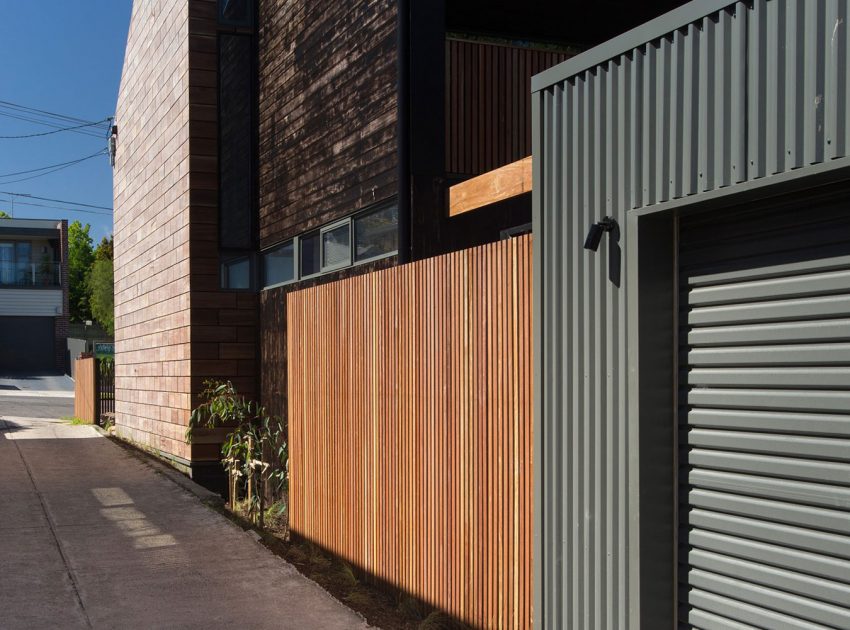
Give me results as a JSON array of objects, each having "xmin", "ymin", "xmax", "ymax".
[
  {"xmin": 688, "ymin": 388, "xmax": 850, "ymax": 414},
  {"xmin": 688, "ymin": 529, "xmax": 849, "ymax": 583},
  {"xmin": 687, "ymin": 408, "xmax": 850, "ymax": 437},
  {"xmin": 688, "ymin": 318, "xmax": 850, "ymax": 346},
  {"xmin": 688, "ymin": 344, "xmax": 850, "ymax": 366},
  {"xmin": 688, "ymin": 549, "xmax": 850, "ymax": 607},
  {"xmin": 688, "ymin": 469, "xmax": 850, "ymax": 509},
  {"xmin": 688, "ymin": 509, "xmax": 850, "ymax": 559},
  {"xmin": 689, "ymin": 367, "xmax": 850, "ymax": 388},
  {"xmin": 687, "ymin": 588, "xmax": 831, "ymax": 630},
  {"xmin": 689, "ymin": 449, "xmax": 850, "ymax": 484},
  {"xmin": 688, "ymin": 569, "xmax": 850, "ymax": 628},
  {"xmin": 687, "ymin": 429, "xmax": 850, "ymax": 461},
  {"xmin": 689, "ymin": 294, "xmax": 850, "ymax": 326},
  {"xmin": 689, "ymin": 489, "xmax": 850, "ymax": 533},
  {"xmin": 689, "ymin": 268, "xmax": 850, "ymax": 306}
]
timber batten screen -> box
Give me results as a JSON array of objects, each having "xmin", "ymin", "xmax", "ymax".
[{"xmin": 288, "ymin": 235, "xmax": 532, "ymax": 628}]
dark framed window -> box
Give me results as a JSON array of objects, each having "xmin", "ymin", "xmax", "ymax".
[
  {"xmin": 218, "ymin": 0, "xmax": 253, "ymax": 27},
  {"xmin": 300, "ymin": 232, "xmax": 321, "ymax": 278},
  {"xmin": 221, "ymin": 255, "xmax": 251, "ymax": 289},
  {"xmin": 263, "ymin": 240, "xmax": 295, "ymax": 287},
  {"xmin": 354, "ymin": 204, "xmax": 398, "ymax": 262},
  {"xmin": 321, "ymin": 221, "xmax": 351, "ymax": 271}
]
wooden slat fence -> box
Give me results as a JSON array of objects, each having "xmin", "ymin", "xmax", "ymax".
[
  {"xmin": 288, "ymin": 235, "xmax": 532, "ymax": 629},
  {"xmin": 74, "ymin": 356, "xmax": 97, "ymax": 424}
]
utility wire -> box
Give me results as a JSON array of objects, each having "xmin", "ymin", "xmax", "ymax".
[
  {"xmin": 0, "ymin": 151, "xmax": 107, "ymax": 185},
  {"xmin": 0, "ymin": 110, "xmax": 109, "ymax": 139},
  {"xmin": 0, "ymin": 118, "xmax": 112, "ymax": 139},
  {"xmin": 0, "ymin": 198, "xmax": 112, "ymax": 216},
  {"xmin": 0, "ymin": 191, "xmax": 113, "ymax": 211},
  {"xmin": 0, "ymin": 99, "xmax": 104, "ymax": 126},
  {"xmin": 0, "ymin": 103, "xmax": 111, "ymax": 139},
  {"xmin": 0, "ymin": 150, "xmax": 108, "ymax": 178}
]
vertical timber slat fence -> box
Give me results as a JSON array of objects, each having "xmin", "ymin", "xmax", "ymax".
[{"xmin": 288, "ymin": 235, "xmax": 532, "ymax": 629}]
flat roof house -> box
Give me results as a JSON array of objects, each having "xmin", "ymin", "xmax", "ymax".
[{"xmin": 0, "ymin": 218, "xmax": 69, "ymax": 374}]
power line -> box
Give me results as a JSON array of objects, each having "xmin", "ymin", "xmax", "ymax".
[
  {"xmin": 0, "ymin": 118, "xmax": 112, "ymax": 139},
  {"xmin": 0, "ymin": 150, "xmax": 108, "ymax": 178},
  {"xmin": 0, "ymin": 151, "xmax": 107, "ymax": 185},
  {"xmin": 0, "ymin": 99, "xmax": 104, "ymax": 126},
  {"xmin": 0, "ymin": 110, "xmax": 109, "ymax": 139},
  {"xmin": 0, "ymin": 198, "xmax": 113, "ymax": 216},
  {"xmin": 0, "ymin": 191, "xmax": 113, "ymax": 211}
]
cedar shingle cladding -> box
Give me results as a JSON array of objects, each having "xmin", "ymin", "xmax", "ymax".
[
  {"xmin": 257, "ymin": 0, "xmax": 399, "ymax": 249},
  {"xmin": 114, "ymin": 0, "xmax": 257, "ymax": 464}
]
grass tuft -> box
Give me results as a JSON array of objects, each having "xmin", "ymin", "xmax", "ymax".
[{"xmin": 62, "ymin": 416, "xmax": 88, "ymax": 425}]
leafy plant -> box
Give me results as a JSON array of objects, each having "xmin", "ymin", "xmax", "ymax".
[{"xmin": 186, "ymin": 380, "xmax": 287, "ymax": 527}]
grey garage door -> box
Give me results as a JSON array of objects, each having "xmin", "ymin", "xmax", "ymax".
[
  {"xmin": 0, "ymin": 316, "xmax": 56, "ymax": 373},
  {"xmin": 678, "ymin": 191, "xmax": 850, "ymax": 629}
]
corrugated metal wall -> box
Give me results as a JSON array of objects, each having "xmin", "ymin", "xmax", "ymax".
[{"xmin": 533, "ymin": 1, "xmax": 850, "ymax": 628}]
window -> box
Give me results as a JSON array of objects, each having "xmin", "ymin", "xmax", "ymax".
[
  {"xmin": 218, "ymin": 0, "xmax": 253, "ymax": 27},
  {"xmin": 300, "ymin": 232, "xmax": 320, "ymax": 277},
  {"xmin": 321, "ymin": 222, "xmax": 351, "ymax": 270},
  {"xmin": 263, "ymin": 241, "xmax": 294, "ymax": 287},
  {"xmin": 221, "ymin": 256, "xmax": 251, "ymax": 289},
  {"xmin": 354, "ymin": 205, "xmax": 398, "ymax": 262}
]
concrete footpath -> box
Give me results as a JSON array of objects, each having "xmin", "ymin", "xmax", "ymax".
[{"xmin": 0, "ymin": 402, "xmax": 369, "ymax": 629}]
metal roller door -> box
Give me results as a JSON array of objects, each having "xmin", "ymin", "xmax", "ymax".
[
  {"xmin": 0, "ymin": 316, "xmax": 56, "ymax": 373},
  {"xmin": 678, "ymin": 192, "xmax": 850, "ymax": 629}
]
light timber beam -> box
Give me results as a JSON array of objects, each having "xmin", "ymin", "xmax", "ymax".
[{"xmin": 448, "ymin": 156, "xmax": 532, "ymax": 216}]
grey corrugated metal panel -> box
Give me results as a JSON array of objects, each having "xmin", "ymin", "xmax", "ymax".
[
  {"xmin": 689, "ymin": 529, "xmax": 850, "ymax": 582},
  {"xmin": 690, "ymin": 549, "xmax": 850, "ymax": 606},
  {"xmin": 689, "ymin": 295, "xmax": 850, "ymax": 325},
  {"xmin": 689, "ymin": 448, "xmax": 850, "ymax": 484},
  {"xmin": 688, "ymin": 319, "xmax": 850, "ymax": 346},
  {"xmin": 688, "ymin": 429, "xmax": 850, "ymax": 460},
  {"xmin": 689, "ymin": 367, "xmax": 850, "ymax": 387},
  {"xmin": 688, "ymin": 388, "xmax": 850, "ymax": 413},
  {"xmin": 688, "ymin": 569, "xmax": 850, "ymax": 628},
  {"xmin": 689, "ymin": 509, "xmax": 850, "ymax": 557},
  {"xmin": 689, "ymin": 469, "xmax": 850, "ymax": 508},
  {"xmin": 0, "ymin": 289, "xmax": 62, "ymax": 317},
  {"xmin": 689, "ymin": 489, "xmax": 850, "ymax": 533},
  {"xmin": 687, "ymin": 408, "xmax": 850, "ymax": 436}
]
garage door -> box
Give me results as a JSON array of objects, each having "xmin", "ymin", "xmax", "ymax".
[
  {"xmin": 678, "ymin": 192, "xmax": 850, "ymax": 629},
  {"xmin": 0, "ymin": 316, "xmax": 56, "ymax": 373}
]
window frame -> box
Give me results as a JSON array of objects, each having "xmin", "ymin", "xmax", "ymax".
[{"xmin": 319, "ymin": 218, "xmax": 352, "ymax": 273}]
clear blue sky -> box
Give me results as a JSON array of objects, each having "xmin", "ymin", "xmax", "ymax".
[{"xmin": 0, "ymin": 1, "xmax": 132, "ymax": 243}]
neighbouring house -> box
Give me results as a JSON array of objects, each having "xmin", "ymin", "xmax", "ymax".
[
  {"xmin": 0, "ymin": 218, "xmax": 69, "ymax": 374},
  {"xmin": 113, "ymin": 0, "xmax": 681, "ymax": 483}
]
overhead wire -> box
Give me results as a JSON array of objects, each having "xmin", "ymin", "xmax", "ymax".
[
  {"xmin": 0, "ymin": 101, "xmax": 112, "ymax": 139},
  {"xmin": 0, "ymin": 151, "xmax": 107, "ymax": 185},
  {"xmin": 0, "ymin": 191, "xmax": 113, "ymax": 211},
  {"xmin": 0, "ymin": 118, "xmax": 112, "ymax": 139}
]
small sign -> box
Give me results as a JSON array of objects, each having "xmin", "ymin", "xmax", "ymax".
[{"xmin": 95, "ymin": 342, "xmax": 115, "ymax": 357}]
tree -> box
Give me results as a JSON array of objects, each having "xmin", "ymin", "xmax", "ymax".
[
  {"xmin": 68, "ymin": 221, "xmax": 94, "ymax": 322},
  {"xmin": 88, "ymin": 258, "xmax": 114, "ymax": 335},
  {"xmin": 94, "ymin": 236, "xmax": 113, "ymax": 261},
  {"xmin": 0, "ymin": 210, "xmax": 9, "ymax": 218}
]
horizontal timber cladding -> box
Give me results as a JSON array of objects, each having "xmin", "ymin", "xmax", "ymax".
[
  {"xmin": 446, "ymin": 38, "xmax": 572, "ymax": 176},
  {"xmin": 287, "ymin": 235, "xmax": 532, "ymax": 629},
  {"xmin": 532, "ymin": 1, "xmax": 850, "ymax": 628},
  {"xmin": 257, "ymin": 0, "xmax": 398, "ymax": 249}
]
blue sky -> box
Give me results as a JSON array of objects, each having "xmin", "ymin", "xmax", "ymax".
[{"xmin": 0, "ymin": 1, "xmax": 132, "ymax": 242}]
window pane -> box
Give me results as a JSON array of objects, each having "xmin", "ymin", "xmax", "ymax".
[
  {"xmin": 322, "ymin": 224, "xmax": 350, "ymax": 269},
  {"xmin": 221, "ymin": 256, "xmax": 250, "ymax": 289},
  {"xmin": 354, "ymin": 205, "xmax": 398, "ymax": 262},
  {"xmin": 219, "ymin": 0, "xmax": 252, "ymax": 26},
  {"xmin": 300, "ymin": 232, "xmax": 320, "ymax": 276},
  {"xmin": 263, "ymin": 241, "xmax": 294, "ymax": 286}
]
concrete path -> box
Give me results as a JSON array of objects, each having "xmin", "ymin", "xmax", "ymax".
[
  {"xmin": 0, "ymin": 406, "xmax": 369, "ymax": 629},
  {"xmin": 0, "ymin": 374, "xmax": 75, "ymax": 398}
]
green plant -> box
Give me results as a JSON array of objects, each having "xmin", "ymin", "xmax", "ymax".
[
  {"xmin": 62, "ymin": 416, "xmax": 88, "ymax": 425},
  {"xmin": 186, "ymin": 380, "xmax": 287, "ymax": 527}
]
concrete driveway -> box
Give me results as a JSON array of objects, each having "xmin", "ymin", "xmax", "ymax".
[{"xmin": 0, "ymin": 412, "xmax": 369, "ymax": 629}]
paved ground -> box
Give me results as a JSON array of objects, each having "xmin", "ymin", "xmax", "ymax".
[
  {"xmin": 0, "ymin": 401, "xmax": 369, "ymax": 629},
  {"xmin": 0, "ymin": 373, "xmax": 75, "ymax": 398}
]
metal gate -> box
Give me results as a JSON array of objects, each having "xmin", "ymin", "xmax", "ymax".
[{"xmin": 678, "ymin": 192, "xmax": 850, "ymax": 628}]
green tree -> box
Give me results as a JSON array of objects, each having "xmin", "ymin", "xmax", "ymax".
[
  {"xmin": 68, "ymin": 221, "xmax": 94, "ymax": 322},
  {"xmin": 0, "ymin": 210, "xmax": 9, "ymax": 218},
  {"xmin": 88, "ymin": 258, "xmax": 114, "ymax": 335},
  {"xmin": 94, "ymin": 236, "xmax": 113, "ymax": 261}
]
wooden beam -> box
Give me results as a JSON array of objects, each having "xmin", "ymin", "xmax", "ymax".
[{"xmin": 448, "ymin": 156, "xmax": 532, "ymax": 216}]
